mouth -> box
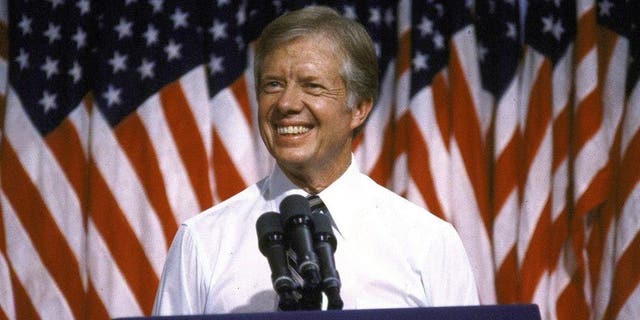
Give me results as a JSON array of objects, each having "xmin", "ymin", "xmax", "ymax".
[{"xmin": 276, "ymin": 125, "xmax": 311, "ymax": 135}]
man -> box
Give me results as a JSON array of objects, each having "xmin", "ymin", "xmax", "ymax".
[{"xmin": 152, "ymin": 6, "xmax": 478, "ymax": 315}]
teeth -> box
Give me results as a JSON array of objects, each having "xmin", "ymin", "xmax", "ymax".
[{"xmin": 277, "ymin": 126, "xmax": 310, "ymax": 135}]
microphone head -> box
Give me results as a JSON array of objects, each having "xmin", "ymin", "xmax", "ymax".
[
  {"xmin": 279, "ymin": 194, "xmax": 312, "ymax": 223},
  {"xmin": 256, "ymin": 211, "xmax": 284, "ymax": 253},
  {"xmin": 312, "ymin": 212, "xmax": 337, "ymax": 249}
]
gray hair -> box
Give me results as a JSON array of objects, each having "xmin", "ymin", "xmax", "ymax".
[{"xmin": 254, "ymin": 6, "xmax": 379, "ymax": 108}]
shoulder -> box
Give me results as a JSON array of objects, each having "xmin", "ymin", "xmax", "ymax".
[{"xmin": 181, "ymin": 178, "xmax": 266, "ymax": 238}]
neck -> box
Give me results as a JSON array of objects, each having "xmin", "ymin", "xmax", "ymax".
[{"xmin": 279, "ymin": 153, "xmax": 352, "ymax": 194}]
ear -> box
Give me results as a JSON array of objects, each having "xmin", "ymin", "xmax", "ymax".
[{"xmin": 350, "ymin": 99, "xmax": 373, "ymax": 130}]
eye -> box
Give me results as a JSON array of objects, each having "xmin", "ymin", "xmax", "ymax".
[
  {"xmin": 262, "ymin": 80, "xmax": 283, "ymax": 93},
  {"xmin": 303, "ymin": 82, "xmax": 324, "ymax": 93}
]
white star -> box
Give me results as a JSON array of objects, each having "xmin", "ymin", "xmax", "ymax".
[
  {"xmin": 144, "ymin": 24, "xmax": 159, "ymax": 46},
  {"xmin": 39, "ymin": 90, "xmax": 57, "ymax": 113},
  {"xmin": 236, "ymin": 4, "xmax": 246, "ymax": 25},
  {"xmin": 374, "ymin": 42, "xmax": 381, "ymax": 58},
  {"xmin": 164, "ymin": 39, "xmax": 182, "ymax": 61},
  {"xmin": 137, "ymin": 58, "xmax": 155, "ymax": 79},
  {"xmin": 114, "ymin": 18, "xmax": 133, "ymax": 39},
  {"xmin": 369, "ymin": 7, "xmax": 381, "ymax": 25},
  {"xmin": 72, "ymin": 27, "xmax": 87, "ymax": 49},
  {"xmin": 417, "ymin": 17, "xmax": 434, "ymax": 37},
  {"xmin": 541, "ymin": 15, "xmax": 554, "ymax": 33},
  {"xmin": 551, "ymin": 19, "xmax": 564, "ymax": 40},
  {"xmin": 412, "ymin": 51, "xmax": 429, "ymax": 71},
  {"xmin": 41, "ymin": 56, "xmax": 59, "ymax": 79},
  {"xmin": 343, "ymin": 5, "xmax": 357, "ymax": 20},
  {"xmin": 44, "ymin": 23, "xmax": 61, "ymax": 44},
  {"xmin": 47, "ymin": 0, "xmax": 65, "ymax": 9},
  {"xmin": 76, "ymin": 0, "xmax": 90, "ymax": 15},
  {"xmin": 505, "ymin": 22, "xmax": 517, "ymax": 40},
  {"xmin": 209, "ymin": 19, "xmax": 228, "ymax": 41},
  {"xmin": 171, "ymin": 7, "xmax": 189, "ymax": 29},
  {"xmin": 208, "ymin": 55, "xmax": 224, "ymax": 75},
  {"xmin": 150, "ymin": 0, "xmax": 163, "ymax": 13},
  {"xmin": 478, "ymin": 44, "xmax": 488, "ymax": 62},
  {"xmin": 384, "ymin": 8, "xmax": 394, "ymax": 27},
  {"xmin": 435, "ymin": 4, "xmax": 444, "ymax": 17},
  {"xmin": 125, "ymin": 0, "xmax": 138, "ymax": 5},
  {"xmin": 18, "ymin": 15, "xmax": 32, "ymax": 35},
  {"xmin": 108, "ymin": 51, "xmax": 128, "ymax": 73},
  {"xmin": 432, "ymin": 32, "xmax": 445, "ymax": 50},
  {"xmin": 235, "ymin": 35, "xmax": 245, "ymax": 50},
  {"xmin": 15, "ymin": 48, "xmax": 29, "ymax": 70},
  {"xmin": 69, "ymin": 61, "xmax": 82, "ymax": 83},
  {"xmin": 599, "ymin": 0, "xmax": 614, "ymax": 17},
  {"xmin": 217, "ymin": 0, "xmax": 230, "ymax": 7},
  {"xmin": 102, "ymin": 85, "xmax": 122, "ymax": 107}
]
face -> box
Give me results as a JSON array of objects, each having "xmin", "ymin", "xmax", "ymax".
[{"xmin": 257, "ymin": 36, "xmax": 371, "ymax": 187}]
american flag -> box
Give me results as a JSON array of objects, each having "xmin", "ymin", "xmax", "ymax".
[{"xmin": 0, "ymin": 1, "xmax": 638, "ymax": 319}]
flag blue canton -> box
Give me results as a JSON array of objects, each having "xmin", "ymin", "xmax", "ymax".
[
  {"xmin": 409, "ymin": 0, "xmax": 462, "ymax": 95},
  {"xmin": 525, "ymin": 0, "xmax": 576, "ymax": 65},
  {"xmin": 476, "ymin": 0, "xmax": 521, "ymax": 99},
  {"xmin": 9, "ymin": 0, "xmax": 95, "ymax": 135},
  {"xmin": 93, "ymin": 0, "xmax": 204, "ymax": 127},
  {"xmin": 204, "ymin": 0, "xmax": 250, "ymax": 96}
]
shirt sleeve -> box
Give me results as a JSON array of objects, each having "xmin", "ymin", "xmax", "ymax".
[
  {"xmin": 422, "ymin": 223, "xmax": 480, "ymax": 306},
  {"xmin": 152, "ymin": 224, "xmax": 207, "ymax": 315}
]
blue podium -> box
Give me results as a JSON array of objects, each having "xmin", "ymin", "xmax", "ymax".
[{"xmin": 117, "ymin": 304, "xmax": 541, "ymax": 320}]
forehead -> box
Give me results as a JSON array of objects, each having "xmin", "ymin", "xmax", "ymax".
[{"xmin": 261, "ymin": 35, "xmax": 343, "ymax": 76}]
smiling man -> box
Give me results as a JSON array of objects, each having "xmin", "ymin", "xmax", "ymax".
[{"xmin": 152, "ymin": 6, "xmax": 478, "ymax": 315}]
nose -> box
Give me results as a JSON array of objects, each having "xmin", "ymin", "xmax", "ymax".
[{"xmin": 275, "ymin": 85, "xmax": 304, "ymax": 114}]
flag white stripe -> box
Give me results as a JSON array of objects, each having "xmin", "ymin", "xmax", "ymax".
[
  {"xmin": 552, "ymin": 160, "xmax": 568, "ymax": 221},
  {"xmin": 617, "ymin": 283, "xmax": 640, "ymax": 320},
  {"xmin": 87, "ymin": 220, "xmax": 144, "ymax": 318},
  {"xmin": 575, "ymin": 49, "xmax": 597, "ymax": 102},
  {"xmin": 449, "ymin": 143, "xmax": 495, "ymax": 303},
  {"xmin": 551, "ymin": 49, "xmax": 572, "ymax": 118},
  {"xmin": 1, "ymin": 193, "xmax": 74, "ymax": 320},
  {"xmin": 4, "ymin": 88, "xmax": 86, "ymax": 268},
  {"xmin": 409, "ymin": 88, "xmax": 450, "ymax": 219},
  {"xmin": 137, "ymin": 94, "xmax": 200, "ymax": 225},
  {"xmin": 180, "ymin": 67, "xmax": 213, "ymax": 157},
  {"xmin": 0, "ymin": 245, "xmax": 15, "ymax": 320},
  {"xmin": 622, "ymin": 87, "xmax": 640, "ymax": 154},
  {"xmin": 91, "ymin": 111, "xmax": 166, "ymax": 276},
  {"xmin": 211, "ymin": 89, "xmax": 261, "ymax": 185},
  {"xmin": 493, "ymin": 191, "xmax": 518, "ymax": 266},
  {"xmin": 355, "ymin": 60, "xmax": 395, "ymax": 174},
  {"xmin": 616, "ymin": 184, "xmax": 640, "ymax": 259}
]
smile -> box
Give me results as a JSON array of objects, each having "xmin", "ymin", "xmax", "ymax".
[{"xmin": 276, "ymin": 125, "xmax": 310, "ymax": 135}]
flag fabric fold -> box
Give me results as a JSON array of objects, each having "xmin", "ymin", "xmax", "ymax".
[{"xmin": 0, "ymin": 1, "xmax": 638, "ymax": 319}]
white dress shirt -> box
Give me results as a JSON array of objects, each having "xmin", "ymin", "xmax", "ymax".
[{"xmin": 152, "ymin": 159, "xmax": 479, "ymax": 315}]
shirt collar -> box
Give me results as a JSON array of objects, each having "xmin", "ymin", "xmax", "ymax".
[{"xmin": 263, "ymin": 155, "xmax": 364, "ymax": 240}]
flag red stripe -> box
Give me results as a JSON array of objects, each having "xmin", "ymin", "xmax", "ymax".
[
  {"xmin": 396, "ymin": 31, "xmax": 410, "ymax": 77},
  {"xmin": 89, "ymin": 162, "xmax": 158, "ymax": 315},
  {"xmin": 573, "ymin": 92, "xmax": 603, "ymax": 155},
  {"xmin": 493, "ymin": 133, "xmax": 521, "ymax": 216},
  {"xmin": 449, "ymin": 47, "xmax": 490, "ymax": 227},
  {"xmin": 556, "ymin": 271, "xmax": 590, "ymax": 319},
  {"xmin": 520, "ymin": 200, "xmax": 551, "ymax": 302},
  {"xmin": 86, "ymin": 282, "xmax": 110, "ymax": 320},
  {"xmin": 44, "ymin": 119, "xmax": 88, "ymax": 212},
  {"xmin": 496, "ymin": 248, "xmax": 520, "ymax": 303},
  {"xmin": 575, "ymin": 7, "xmax": 596, "ymax": 63},
  {"xmin": 405, "ymin": 114, "xmax": 445, "ymax": 219},
  {"xmin": 160, "ymin": 82, "xmax": 213, "ymax": 211},
  {"xmin": 0, "ymin": 139, "xmax": 84, "ymax": 320},
  {"xmin": 433, "ymin": 74, "xmax": 450, "ymax": 152},
  {"xmin": 522, "ymin": 60, "xmax": 552, "ymax": 173},
  {"xmin": 604, "ymin": 232, "xmax": 640, "ymax": 320},
  {"xmin": 619, "ymin": 130, "xmax": 640, "ymax": 200},
  {"xmin": 212, "ymin": 130, "xmax": 246, "ymax": 201},
  {"xmin": 230, "ymin": 76, "xmax": 253, "ymax": 127},
  {"xmin": 114, "ymin": 114, "xmax": 178, "ymax": 247},
  {"xmin": 9, "ymin": 264, "xmax": 38, "ymax": 319},
  {"xmin": 367, "ymin": 116, "xmax": 395, "ymax": 186}
]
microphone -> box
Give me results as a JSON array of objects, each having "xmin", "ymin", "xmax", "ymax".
[
  {"xmin": 279, "ymin": 195, "xmax": 321, "ymax": 288},
  {"xmin": 256, "ymin": 211, "xmax": 298, "ymax": 311},
  {"xmin": 312, "ymin": 210, "xmax": 343, "ymax": 310}
]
